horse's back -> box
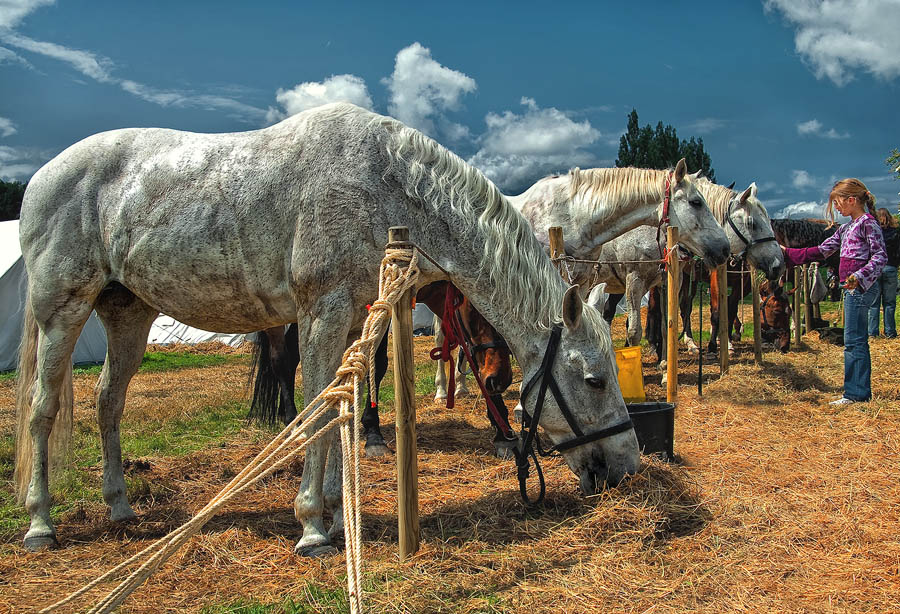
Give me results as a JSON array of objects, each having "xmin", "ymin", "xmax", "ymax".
[{"xmin": 19, "ymin": 103, "xmax": 392, "ymax": 331}]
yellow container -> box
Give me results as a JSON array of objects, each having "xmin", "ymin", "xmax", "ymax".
[{"xmin": 615, "ymin": 346, "xmax": 646, "ymax": 403}]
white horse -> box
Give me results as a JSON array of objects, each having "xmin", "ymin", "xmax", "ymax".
[
  {"xmin": 589, "ymin": 179, "xmax": 784, "ymax": 354},
  {"xmin": 507, "ymin": 162, "xmax": 732, "ymax": 285},
  {"xmin": 15, "ymin": 102, "xmax": 639, "ymax": 555}
]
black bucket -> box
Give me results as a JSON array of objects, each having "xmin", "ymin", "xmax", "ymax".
[{"xmin": 627, "ymin": 402, "xmax": 674, "ymax": 462}]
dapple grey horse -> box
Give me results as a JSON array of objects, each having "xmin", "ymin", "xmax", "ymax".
[{"xmin": 15, "ymin": 102, "xmax": 639, "ymax": 555}]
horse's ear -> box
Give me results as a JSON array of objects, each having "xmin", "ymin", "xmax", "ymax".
[
  {"xmin": 738, "ymin": 185, "xmax": 753, "ymax": 206},
  {"xmin": 586, "ymin": 282, "xmax": 608, "ymax": 314},
  {"xmin": 674, "ymin": 158, "xmax": 687, "ymax": 183},
  {"xmin": 749, "ymin": 182, "xmax": 758, "ymax": 199},
  {"xmin": 690, "ymin": 169, "xmax": 703, "ymax": 180},
  {"xmin": 562, "ymin": 285, "xmax": 583, "ymax": 330},
  {"xmin": 726, "ymin": 181, "xmax": 735, "ymax": 190}
]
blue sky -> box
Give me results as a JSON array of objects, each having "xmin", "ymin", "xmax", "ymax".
[{"xmin": 1, "ymin": 0, "xmax": 898, "ymax": 219}]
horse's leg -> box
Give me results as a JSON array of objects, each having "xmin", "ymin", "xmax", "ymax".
[
  {"xmin": 433, "ymin": 314, "xmax": 449, "ymax": 401},
  {"xmin": 293, "ymin": 297, "xmax": 353, "ymax": 557},
  {"xmin": 625, "ymin": 274, "xmax": 645, "ymax": 348},
  {"xmin": 92, "ymin": 284, "xmax": 158, "ymax": 522},
  {"xmin": 362, "ymin": 332, "xmax": 390, "ymax": 457},
  {"xmin": 22, "ymin": 293, "xmax": 94, "ymax": 550},
  {"xmin": 453, "ymin": 348, "xmax": 469, "ymax": 399},
  {"xmin": 680, "ymin": 272, "xmax": 699, "ymax": 354},
  {"xmin": 603, "ymin": 294, "xmax": 624, "ymax": 325},
  {"xmin": 727, "ymin": 277, "xmax": 741, "ymax": 351},
  {"xmin": 708, "ymin": 270, "xmax": 720, "ymax": 354}
]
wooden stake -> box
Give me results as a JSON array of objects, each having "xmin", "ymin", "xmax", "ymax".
[
  {"xmin": 803, "ymin": 263, "xmax": 813, "ymax": 335},
  {"xmin": 666, "ymin": 227, "xmax": 679, "ymax": 403},
  {"xmin": 388, "ymin": 226, "xmax": 419, "ymax": 560},
  {"xmin": 548, "ymin": 226, "xmax": 568, "ymax": 283},
  {"xmin": 793, "ymin": 267, "xmax": 802, "ymax": 347},
  {"xmin": 717, "ymin": 263, "xmax": 729, "ymax": 375},
  {"xmin": 751, "ymin": 267, "xmax": 762, "ymax": 365}
]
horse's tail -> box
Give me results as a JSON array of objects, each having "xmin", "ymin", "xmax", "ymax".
[
  {"xmin": 14, "ymin": 289, "xmax": 74, "ymax": 503},
  {"xmin": 246, "ymin": 327, "xmax": 293, "ymax": 426}
]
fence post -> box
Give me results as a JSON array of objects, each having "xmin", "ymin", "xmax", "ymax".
[
  {"xmin": 793, "ymin": 267, "xmax": 802, "ymax": 346},
  {"xmin": 548, "ymin": 226, "xmax": 568, "ymax": 283},
  {"xmin": 717, "ymin": 263, "xmax": 729, "ymax": 375},
  {"xmin": 751, "ymin": 267, "xmax": 762, "ymax": 365},
  {"xmin": 666, "ymin": 227, "xmax": 679, "ymax": 403},
  {"xmin": 802, "ymin": 263, "xmax": 813, "ymax": 335},
  {"xmin": 388, "ymin": 226, "xmax": 419, "ymax": 560}
]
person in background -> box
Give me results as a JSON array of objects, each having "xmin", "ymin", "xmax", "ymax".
[
  {"xmin": 867, "ymin": 208, "xmax": 898, "ymax": 338},
  {"xmin": 780, "ymin": 179, "xmax": 886, "ymax": 405}
]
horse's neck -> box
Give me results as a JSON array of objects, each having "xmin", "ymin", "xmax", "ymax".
[{"xmin": 509, "ymin": 175, "xmax": 662, "ymax": 260}]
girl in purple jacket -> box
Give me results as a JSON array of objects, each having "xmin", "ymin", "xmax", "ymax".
[{"xmin": 782, "ymin": 178, "xmax": 886, "ymax": 404}]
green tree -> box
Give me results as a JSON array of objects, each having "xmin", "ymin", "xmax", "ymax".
[
  {"xmin": 887, "ymin": 148, "xmax": 900, "ymax": 180},
  {"xmin": 616, "ymin": 109, "xmax": 716, "ymax": 182},
  {"xmin": 0, "ymin": 179, "xmax": 27, "ymax": 221}
]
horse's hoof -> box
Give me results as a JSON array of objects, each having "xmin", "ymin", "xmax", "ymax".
[
  {"xmin": 364, "ymin": 444, "xmax": 391, "ymax": 457},
  {"xmin": 295, "ymin": 543, "xmax": 338, "ymax": 558},
  {"xmin": 109, "ymin": 505, "xmax": 137, "ymax": 523},
  {"xmin": 23, "ymin": 532, "xmax": 58, "ymax": 552},
  {"xmin": 454, "ymin": 389, "xmax": 470, "ymax": 399},
  {"xmin": 434, "ymin": 393, "xmax": 447, "ymax": 402},
  {"xmin": 494, "ymin": 442, "xmax": 517, "ymax": 459}
]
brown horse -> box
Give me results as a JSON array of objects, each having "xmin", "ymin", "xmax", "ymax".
[
  {"xmin": 248, "ymin": 280, "xmax": 514, "ymax": 457},
  {"xmin": 759, "ymin": 279, "xmax": 792, "ymax": 352}
]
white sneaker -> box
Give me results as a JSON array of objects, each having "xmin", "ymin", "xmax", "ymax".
[{"xmin": 828, "ymin": 397, "xmax": 856, "ymax": 406}]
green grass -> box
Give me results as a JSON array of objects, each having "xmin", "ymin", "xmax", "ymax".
[
  {"xmin": 0, "ymin": 398, "xmax": 251, "ymax": 538},
  {"xmin": 201, "ymin": 581, "xmax": 351, "ymax": 614},
  {"xmin": 1, "ymin": 350, "xmax": 242, "ymax": 381}
]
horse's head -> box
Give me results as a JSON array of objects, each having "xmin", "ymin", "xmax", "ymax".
[
  {"xmin": 459, "ymin": 295, "xmax": 512, "ymax": 395},
  {"xmin": 518, "ymin": 284, "xmax": 639, "ymax": 494},
  {"xmin": 725, "ymin": 183, "xmax": 785, "ymax": 281},
  {"xmin": 666, "ymin": 159, "xmax": 730, "ymax": 268},
  {"xmin": 759, "ymin": 280, "xmax": 791, "ymax": 353}
]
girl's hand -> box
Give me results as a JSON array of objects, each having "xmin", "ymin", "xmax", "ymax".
[{"xmin": 843, "ymin": 275, "xmax": 859, "ymax": 291}]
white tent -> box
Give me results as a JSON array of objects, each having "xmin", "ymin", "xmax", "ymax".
[
  {"xmin": 147, "ymin": 315, "xmax": 247, "ymax": 347},
  {"xmin": 0, "ymin": 220, "xmax": 108, "ymax": 371}
]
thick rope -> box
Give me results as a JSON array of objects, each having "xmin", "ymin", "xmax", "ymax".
[{"xmin": 40, "ymin": 246, "xmax": 420, "ymax": 614}]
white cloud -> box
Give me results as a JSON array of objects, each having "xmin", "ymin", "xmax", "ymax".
[
  {"xmin": 776, "ymin": 201, "xmax": 825, "ymax": 219},
  {"xmin": 0, "ymin": 144, "xmax": 45, "ymax": 181},
  {"xmin": 765, "ymin": 0, "xmax": 900, "ymax": 85},
  {"xmin": 0, "ymin": 0, "xmax": 54, "ymax": 29},
  {"xmin": 383, "ymin": 42, "xmax": 476, "ymax": 138},
  {"xmin": 791, "ymin": 169, "xmax": 817, "ymax": 189},
  {"xmin": 468, "ymin": 97, "xmax": 602, "ymax": 193},
  {"xmin": 0, "ymin": 45, "xmax": 32, "ymax": 68},
  {"xmin": 0, "ymin": 18, "xmax": 266, "ymax": 122},
  {"xmin": 0, "ymin": 116, "xmax": 16, "ymax": 137},
  {"xmin": 685, "ymin": 118, "xmax": 727, "ymax": 134},
  {"xmin": 266, "ymin": 74, "xmax": 373, "ymax": 124},
  {"xmin": 796, "ymin": 118, "xmax": 850, "ymax": 139}
]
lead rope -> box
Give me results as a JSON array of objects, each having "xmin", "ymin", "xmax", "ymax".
[{"xmin": 39, "ymin": 246, "xmax": 420, "ymax": 614}]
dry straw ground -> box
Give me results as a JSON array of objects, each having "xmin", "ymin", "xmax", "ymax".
[{"xmin": 1, "ymin": 312, "xmax": 899, "ymax": 613}]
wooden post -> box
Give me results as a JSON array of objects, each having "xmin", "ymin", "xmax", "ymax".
[
  {"xmin": 717, "ymin": 263, "xmax": 729, "ymax": 375},
  {"xmin": 388, "ymin": 226, "xmax": 419, "ymax": 560},
  {"xmin": 802, "ymin": 264, "xmax": 813, "ymax": 335},
  {"xmin": 793, "ymin": 267, "xmax": 802, "ymax": 346},
  {"xmin": 751, "ymin": 267, "xmax": 762, "ymax": 365},
  {"xmin": 548, "ymin": 226, "xmax": 568, "ymax": 283},
  {"xmin": 666, "ymin": 227, "xmax": 679, "ymax": 403}
]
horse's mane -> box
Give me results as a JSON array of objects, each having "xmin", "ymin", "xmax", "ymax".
[
  {"xmin": 566, "ymin": 167, "xmax": 669, "ymax": 213},
  {"xmin": 368, "ymin": 109, "xmax": 610, "ymax": 349},
  {"xmin": 695, "ymin": 177, "xmax": 771, "ymax": 226}
]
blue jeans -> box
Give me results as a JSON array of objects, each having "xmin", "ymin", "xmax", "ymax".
[
  {"xmin": 844, "ymin": 284, "xmax": 879, "ymax": 401},
  {"xmin": 868, "ymin": 266, "xmax": 898, "ymax": 337}
]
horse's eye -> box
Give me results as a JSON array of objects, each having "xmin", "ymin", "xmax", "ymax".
[
  {"xmin": 585, "ymin": 376, "xmax": 605, "ymax": 389},
  {"xmin": 689, "ymin": 198, "xmax": 703, "ymax": 208}
]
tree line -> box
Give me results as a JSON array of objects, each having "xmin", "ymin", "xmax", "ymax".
[
  {"xmin": 0, "ymin": 179, "xmax": 26, "ymax": 222},
  {"xmin": 616, "ymin": 109, "xmax": 716, "ymax": 182}
]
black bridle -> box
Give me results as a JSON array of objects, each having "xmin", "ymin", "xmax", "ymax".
[
  {"xmin": 726, "ymin": 198, "xmax": 777, "ymax": 257},
  {"xmin": 515, "ymin": 324, "xmax": 634, "ymax": 504}
]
